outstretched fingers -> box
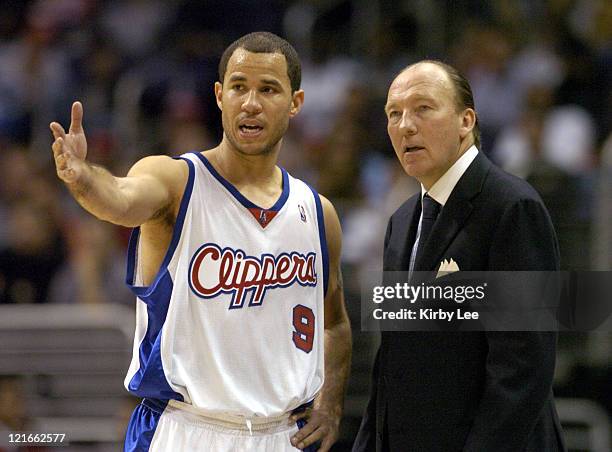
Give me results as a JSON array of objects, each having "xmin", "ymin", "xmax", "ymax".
[
  {"xmin": 49, "ymin": 122, "xmax": 66, "ymax": 140},
  {"xmin": 69, "ymin": 101, "xmax": 83, "ymax": 133},
  {"xmin": 52, "ymin": 138, "xmax": 68, "ymax": 169},
  {"xmin": 52, "ymin": 138, "xmax": 77, "ymax": 182},
  {"xmin": 52, "ymin": 137, "xmax": 63, "ymax": 157}
]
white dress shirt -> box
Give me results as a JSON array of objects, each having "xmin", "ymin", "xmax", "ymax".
[{"xmin": 408, "ymin": 145, "xmax": 479, "ymax": 274}]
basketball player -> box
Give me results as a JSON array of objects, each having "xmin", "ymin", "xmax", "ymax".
[{"xmin": 50, "ymin": 32, "xmax": 351, "ymax": 452}]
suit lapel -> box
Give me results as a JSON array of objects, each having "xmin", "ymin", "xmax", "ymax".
[
  {"xmin": 389, "ymin": 196, "xmax": 420, "ymax": 271},
  {"xmin": 415, "ymin": 152, "xmax": 491, "ymax": 271}
]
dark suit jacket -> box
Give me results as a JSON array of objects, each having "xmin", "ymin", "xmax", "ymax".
[{"xmin": 353, "ymin": 152, "xmax": 566, "ymax": 452}]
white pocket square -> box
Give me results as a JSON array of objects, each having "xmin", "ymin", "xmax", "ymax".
[{"xmin": 436, "ymin": 258, "xmax": 459, "ymax": 278}]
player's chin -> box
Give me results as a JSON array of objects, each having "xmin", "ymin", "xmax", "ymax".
[
  {"xmin": 236, "ymin": 143, "xmax": 273, "ymax": 157},
  {"xmin": 234, "ymin": 133, "xmax": 266, "ymax": 148},
  {"xmin": 236, "ymin": 136, "xmax": 279, "ymax": 156}
]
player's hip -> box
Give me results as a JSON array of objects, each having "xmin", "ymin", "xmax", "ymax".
[{"xmin": 124, "ymin": 398, "xmax": 318, "ymax": 452}]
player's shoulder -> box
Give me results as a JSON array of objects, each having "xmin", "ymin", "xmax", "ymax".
[
  {"xmin": 290, "ymin": 173, "xmax": 334, "ymax": 213},
  {"xmin": 314, "ymin": 192, "xmax": 341, "ymax": 237},
  {"xmin": 318, "ymin": 193, "xmax": 337, "ymax": 219},
  {"xmin": 283, "ymin": 170, "xmax": 340, "ymax": 230},
  {"xmin": 129, "ymin": 154, "xmax": 190, "ymax": 195},
  {"xmin": 129, "ymin": 154, "xmax": 187, "ymax": 175}
]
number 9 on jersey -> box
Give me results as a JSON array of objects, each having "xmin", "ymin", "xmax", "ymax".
[{"xmin": 292, "ymin": 304, "xmax": 315, "ymax": 353}]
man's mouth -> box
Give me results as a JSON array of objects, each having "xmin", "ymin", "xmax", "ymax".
[
  {"xmin": 239, "ymin": 123, "xmax": 264, "ymax": 136},
  {"xmin": 239, "ymin": 125, "xmax": 263, "ymax": 134},
  {"xmin": 405, "ymin": 146, "xmax": 425, "ymax": 153}
]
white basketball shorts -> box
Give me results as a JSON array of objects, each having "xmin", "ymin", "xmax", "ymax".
[{"xmin": 124, "ymin": 398, "xmax": 319, "ymax": 451}]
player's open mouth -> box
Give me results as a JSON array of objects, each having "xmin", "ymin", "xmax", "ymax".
[{"xmin": 239, "ymin": 123, "xmax": 264, "ymax": 136}]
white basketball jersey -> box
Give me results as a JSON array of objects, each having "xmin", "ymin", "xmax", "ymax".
[{"xmin": 124, "ymin": 152, "xmax": 328, "ymax": 418}]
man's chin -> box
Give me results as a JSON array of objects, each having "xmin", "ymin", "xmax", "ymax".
[
  {"xmin": 401, "ymin": 163, "xmax": 423, "ymax": 178},
  {"xmin": 235, "ymin": 143, "xmax": 274, "ymax": 157}
]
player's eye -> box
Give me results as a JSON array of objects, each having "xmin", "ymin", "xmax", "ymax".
[
  {"xmin": 388, "ymin": 110, "xmax": 401, "ymax": 120},
  {"xmin": 261, "ymin": 86, "xmax": 276, "ymax": 94},
  {"xmin": 416, "ymin": 105, "xmax": 431, "ymax": 112},
  {"xmin": 232, "ymin": 84, "xmax": 245, "ymax": 92}
]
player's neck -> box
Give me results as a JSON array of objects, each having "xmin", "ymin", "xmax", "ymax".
[{"xmin": 206, "ymin": 141, "xmax": 282, "ymax": 188}]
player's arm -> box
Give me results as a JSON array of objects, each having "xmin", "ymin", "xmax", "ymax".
[
  {"xmin": 291, "ymin": 195, "xmax": 352, "ymax": 452},
  {"xmin": 50, "ymin": 102, "xmax": 184, "ymax": 227}
]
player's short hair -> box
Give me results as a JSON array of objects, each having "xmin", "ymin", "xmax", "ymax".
[
  {"xmin": 218, "ymin": 32, "xmax": 301, "ymax": 93},
  {"xmin": 404, "ymin": 60, "xmax": 481, "ymax": 150}
]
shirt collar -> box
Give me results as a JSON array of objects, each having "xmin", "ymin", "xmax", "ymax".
[{"xmin": 421, "ymin": 145, "xmax": 479, "ymax": 206}]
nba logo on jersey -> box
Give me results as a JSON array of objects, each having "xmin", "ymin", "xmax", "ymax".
[{"xmin": 299, "ymin": 204, "xmax": 307, "ymax": 222}]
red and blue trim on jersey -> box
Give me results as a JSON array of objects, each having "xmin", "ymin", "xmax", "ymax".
[
  {"xmin": 194, "ymin": 152, "xmax": 328, "ymax": 296},
  {"xmin": 124, "ymin": 156, "xmax": 195, "ymax": 402},
  {"xmin": 194, "ymin": 152, "xmax": 328, "ymax": 295},
  {"xmin": 195, "ymin": 152, "xmax": 289, "ymax": 228}
]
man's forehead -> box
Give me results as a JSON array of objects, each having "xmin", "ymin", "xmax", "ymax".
[
  {"xmin": 388, "ymin": 63, "xmax": 451, "ymax": 98},
  {"xmin": 226, "ymin": 48, "xmax": 289, "ymax": 81}
]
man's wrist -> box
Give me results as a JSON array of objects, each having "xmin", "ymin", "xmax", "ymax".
[
  {"xmin": 65, "ymin": 162, "xmax": 92, "ymax": 196},
  {"xmin": 314, "ymin": 400, "xmax": 343, "ymax": 419}
]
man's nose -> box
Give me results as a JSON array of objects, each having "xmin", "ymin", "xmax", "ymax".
[
  {"xmin": 242, "ymin": 90, "xmax": 262, "ymax": 114},
  {"xmin": 399, "ymin": 112, "xmax": 417, "ymax": 135}
]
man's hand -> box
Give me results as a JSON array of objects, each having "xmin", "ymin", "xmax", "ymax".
[
  {"xmin": 290, "ymin": 406, "xmax": 340, "ymax": 451},
  {"xmin": 50, "ymin": 101, "xmax": 88, "ymax": 184}
]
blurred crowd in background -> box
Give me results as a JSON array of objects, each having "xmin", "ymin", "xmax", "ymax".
[{"xmin": 0, "ymin": 0, "xmax": 610, "ymax": 441}]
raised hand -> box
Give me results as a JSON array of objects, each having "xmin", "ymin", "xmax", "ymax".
[{"xmin": 50, "ymin": 101, "xmax": 88, "ymax": 184}]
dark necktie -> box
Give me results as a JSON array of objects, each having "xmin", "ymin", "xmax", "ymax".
[{"xmin": 414, "ymin": 193, "xmax": 441, "ymax": 270}]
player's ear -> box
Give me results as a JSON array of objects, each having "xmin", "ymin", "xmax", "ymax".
[
  {"xmin": 214, "ymin": 82, "xmax": 223, "ymax": 111},
  {"xmin": 289, "ymin": 90, "xmax": 304, "ymax": 118}
]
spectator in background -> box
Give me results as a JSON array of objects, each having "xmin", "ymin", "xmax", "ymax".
[
  {"xmin": 49, "ymin": 215, "xmax": 132, "ymax": 306},
  {"xmin": 0, "ymin": 375, "xmax": 29, "ymax": 432},
  {"xmin": 0, "ymin": 375, "xmax": 46, "ymax": 452},
  {"xmin": 0, "ymin": 200, "xmax": 65, "ymax": 305},
  {"xmin": 592, "ymin": 133, "xmax": 612, "ymax": 269},
  {"xmin": 492, "ymin": 86, "xmax": 585, "ymax": 269},
  {"xmin": 452, "ymin": 22, "xmax": 521, "ymax": 151},
  {"xmin": 0, "ymin": 148, "xmax": 66, "ymax": 305}
]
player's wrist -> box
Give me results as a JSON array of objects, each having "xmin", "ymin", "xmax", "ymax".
[
  {"xmin": 314, "ymin": 400, "xmax": 343, "ymax": 420},
  {"xmin": 64, "ymin": 161, "xmax": 93, "ymax": 194}
]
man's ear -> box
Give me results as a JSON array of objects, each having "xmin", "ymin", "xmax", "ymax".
[
  {"xmin": 214, "ymin": 82, "xmax": 223, "ymax": 111},
  {"xmin": 459, "ymin": 108, "xmax": 476, "ymax": 140},
  {"xmin": 289, "ymin": 90, "xmax": 304, "ymax": 118}
]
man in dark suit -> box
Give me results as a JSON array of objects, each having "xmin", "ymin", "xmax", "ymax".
[{"xmin": 353, "ymin": 60, "xmax": 566, "ymax": 451}]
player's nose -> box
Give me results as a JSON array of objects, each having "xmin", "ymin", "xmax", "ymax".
[{"xmin": 241, "ymin": 90, "xmax": 263, "ymax": 114}]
